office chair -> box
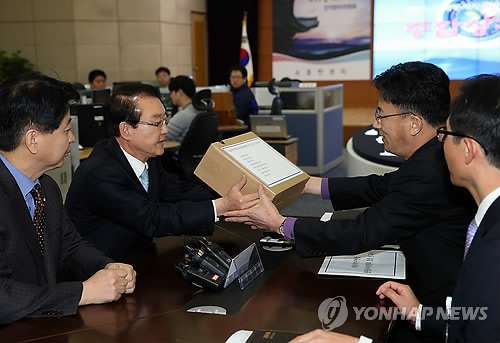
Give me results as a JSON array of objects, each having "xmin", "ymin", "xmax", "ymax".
[
  {"xmin": 176, "ymin": 90, "xmax": 219, "ymax": 182},
  {"xmin": 268, "ymin": 78, "xmax": 282, "ymax": 116}
]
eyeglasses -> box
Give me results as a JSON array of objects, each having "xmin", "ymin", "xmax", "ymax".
[
  {"xmin": 437, "ymin": 126, "xmax": 489, "ymax": 156},
  {"xmin": 374, "ymin": 108, "xmax": 413, "ymax": 122},
  {"xmin": 136, "ymin": 115, "xmax": 171, "ymax": 129}
]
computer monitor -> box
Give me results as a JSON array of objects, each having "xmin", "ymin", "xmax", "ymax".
[
  {"xmin": 112, "ymin": 81, "xmax": 160, "ymax": 94},
  {"xmin": 92, "ymin": 88, "xmax": 111, "ymax": 104},
  {"xmin": 250, "ymin": 115, "xmax": 289, "ymax": 139},
  {"xmin": 70, "ymin": 104, "xmax": 108, "ymax": 147}
]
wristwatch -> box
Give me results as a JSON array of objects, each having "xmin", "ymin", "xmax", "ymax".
[{"xmin": 278, "ymin": 219, "xmax": 286, "ymax": 236}]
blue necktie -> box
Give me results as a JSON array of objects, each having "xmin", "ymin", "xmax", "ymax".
[{"xmin": 139, "ymin": 168, "xmax": 149, "ymax": 191}]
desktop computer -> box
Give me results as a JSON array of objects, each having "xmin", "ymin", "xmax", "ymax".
[{"xmin": 70, "ymin": 104, "xmax": 108, "ymax": 147}]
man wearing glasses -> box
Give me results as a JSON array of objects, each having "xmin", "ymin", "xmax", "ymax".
[
  {"xmin": 226, "ymin": 62, "xmax": 476, "ymax": 341},
  {"xmin": 65, "ymin": 83, "xmax": 258, "ymax": 259},
  {"xmin": 290, "ymin": 74, "xmax": 500, "ymax": 343}
]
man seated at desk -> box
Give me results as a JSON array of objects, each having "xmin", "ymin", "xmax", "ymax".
[
  {"xmin": 225, "ymin": 62, "xmax": 476, "ymax": 342},
  {"xmin": 155, "ymin": 66, "xmax": 171, "ymax": 89},
  {"xmin": 65, "ymin": 83, "xmax": 258, "ymax": 259},
  {"xmin": 0, "ymin": 72, "xmax": 136, "ymax": 325},
  {"xmin": 88, "ymin": 69, "xmax": 107, "ymax": 90},
  {"xmin": 229, "ymin": 64, "xmax": 258, "ymax": 126},
  {"xmin": 165, "ymin": 75, "xmax": 201, "ymax": 144}
]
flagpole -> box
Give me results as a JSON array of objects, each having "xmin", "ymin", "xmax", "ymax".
[{"xmin": 240, "ymin": 11, "xmax": 254, "ymax": 86}]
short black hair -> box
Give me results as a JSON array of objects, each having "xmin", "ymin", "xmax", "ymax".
[
  {"xmin": 88, "ymin": 69, "xmax": 107, "ymax": 83},
  {"xmin": 107, "ymin": 83, "xmax": 161, "ymax": 137},
  {"xmin": 0, "ymin": 72, "xmax": 79, "ymax": 151},
  {"xmin": 373, "ymin": 61, "xmax": 450, "ymax": 127},
  {"xmin": 168, "ymin": 75, "xmax": 196, "ymax": 99},
  {"xmin": 229, "ymin": 64, "xmax": 247, "ymax": 78},
  {"xmin": 449, "ymin": 74, "xmax": 500, "ymax": 168},
  {"xmin": 155, "ymin": 67, "xmax": 170, "ymax": 76}
]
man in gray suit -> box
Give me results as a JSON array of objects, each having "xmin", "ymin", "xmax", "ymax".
[{"xmin": 0, "ymin": 72, "xmax": 136, "ymax": 325}]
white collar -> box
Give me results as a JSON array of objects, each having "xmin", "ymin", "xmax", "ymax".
[
  {"xmin": 475, "ymin": 187, "xmax": 500, "ymax": 226},
  {"xmin": 119, "ymin": 145, "xmax": 148, "ymax": 179}
]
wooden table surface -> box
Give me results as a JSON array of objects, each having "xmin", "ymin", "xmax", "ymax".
[{"xmin": 0, "ymin": 219, "xmax": 393, "ymax": 343}]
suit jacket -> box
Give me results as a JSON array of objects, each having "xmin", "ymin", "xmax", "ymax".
[
  {"xmin": 421, "ymin": 197, "xmax": 500, "ymax": 342},
  {"xmin": 293, "ymin": 138, "xmax": 476, "ymax": 305},
  {"xmin": 0, "ymin": 159, "xmax": 112, "ymax": 325},
  {"xmin": 65, "ymin": 137, "xmax": 216, "ymax": 259}
]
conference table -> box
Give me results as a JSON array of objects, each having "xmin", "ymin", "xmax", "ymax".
[{"xmin": 0, "ymin": 215, "xmax": 394, "ymax": 343}]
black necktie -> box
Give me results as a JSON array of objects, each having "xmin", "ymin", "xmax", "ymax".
[{"xmin": 30, "ymin": 184, "xmax": 45, "ymax": 255}]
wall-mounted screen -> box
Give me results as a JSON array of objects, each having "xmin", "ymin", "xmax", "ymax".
[{"xmin": 373, "ymin": 0, "xmax": 500, "ymax": 79}]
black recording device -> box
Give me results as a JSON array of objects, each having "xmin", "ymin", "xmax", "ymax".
[
  {"xmin": 185, "ymin": 245, "xmax": 228, "ymax": 278},
  {"xmin": 176, "ymin": 238, "xmax": 233, "ymax": 290},
  {"xmin": 199, "ymin": 237, "xmax": 232, "ymax": 271},
  {"xmin": 175, "ymin": 263, "xmax": 224, "ymax": 291}
]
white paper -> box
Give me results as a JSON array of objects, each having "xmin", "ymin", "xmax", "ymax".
[
  {"xmin": 225, "ymin": 330, "xmax": 253, "ymax": 343},
  {"xmin": 222, "ymin": 137, "xmax": 303, "ymax": 187},
  {"xmin": 318, "ymin": 250, "xmax": 406, "ymax": 279},
  {"xmin": 320, "ymin": 212, "xmax": 333, "ymax": 222}
]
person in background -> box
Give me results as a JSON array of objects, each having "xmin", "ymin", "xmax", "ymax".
[
  {"xmin": 165, "ymin": 75, "xmax": 201, "ymax": 144},
  {"xmin": 290, "ymin": 74, "xmax": 500, "ymax": 343},
  {"xmin": 0, "ymin": 72, "xmax": 136, "ymax": 325},
  {"xmin": 228, "ymin": 64, "xmax": 258, "ymax": 125},
  {"xmin": 88, "ymin": 69, "xmax": 107, "ymax": 90},
  {"xmin": 155, "ymin": 67, "xmax": 171, "ymax": 89},
  {"xmin": 225, "ymin": 61, "xmax": 476, "ymax": 342},
  {"xmin": 65, "ymin": 83, "xmax": 258, "ymax": 259}
]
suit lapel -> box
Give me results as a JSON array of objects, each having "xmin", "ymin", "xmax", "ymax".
[
  {"xmin": 107, "ymin": 138, "xmax": 149, "ymax": 196},
  {"xmin": 0, "ymin": 160, "xmax": 46, "ymax": 273},
  {"xmin": 464, "ymin": 197, "xmax": 500, "ymax": 263}
]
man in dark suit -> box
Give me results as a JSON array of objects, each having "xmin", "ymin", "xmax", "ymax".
[
  {"xmin": 0, "ymin": 72, "xmax": 136, "ymax": 325},
  {"xmin": 375, "ymin": 74, "xmax": 500, "ymax": 343},
  {"xmin": 227, "ymin": 62, "xmax": 475, "ymax": 306},
  {"xmin": 226, "ymin": 62, "xmax": 475, "ymax": 342},
  {"xmin": 288, "ymin": 74, "xmax": 500, "ymax": 343},
  {"xmin": 65, "ymin": 83, "xmax": 257, "ymax": 259}
]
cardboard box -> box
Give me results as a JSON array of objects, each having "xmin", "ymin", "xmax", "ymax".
[{"xmin": 195, "ymin": 132, "xmax": 309, "ymax": 210}]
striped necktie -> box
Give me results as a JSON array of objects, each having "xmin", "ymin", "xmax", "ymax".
[{"xmin": 463, "ymin": 218, "xmax": 478, "ymax": 259}]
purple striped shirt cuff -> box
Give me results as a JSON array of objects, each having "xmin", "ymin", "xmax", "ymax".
[
  {"xmin": 283, "ymin": 217, "xmax": 297, "ymax": 241},
  {"xmin": 321, "ymin": 178, "xmax": 330, "ymax": 200}
]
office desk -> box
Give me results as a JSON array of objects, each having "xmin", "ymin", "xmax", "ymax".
[
  {"xmin": 0, "ymin": 220, "xmax": 393, "ymax": 343},
  {"xmin": 163, "ymin": 141, "xmax": 181, "ymax": 151},
  {"xmin": 218, "ymin": 125, "xmax": 248, "ymax": 141},
  {"xmin": 79, "ymin": 142, "xmax": 180, "ymax": 161},
  {"xmin": 79, "ymin": 147, "xmax": 93, "ymax": 160},
  {"xmin": 264, "ymin": 137, "xmax": 299, "ymax": 165}
]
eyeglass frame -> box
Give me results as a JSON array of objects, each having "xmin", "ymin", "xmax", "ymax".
[
  {"xmin": 133, "ymin": 114, "xmax": 171, "ymax": 129},
  {"xmin": 374, "ymin": 108, "xmax": 414, "ymax": 122},
  {"xmin": 436, "ymin": 126, "xmax": 489, "ymax": 156}
]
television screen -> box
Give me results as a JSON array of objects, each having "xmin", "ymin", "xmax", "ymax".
[{"xmin": 373, "ymin": 0, "xmax": 500, "ymax": 79}]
